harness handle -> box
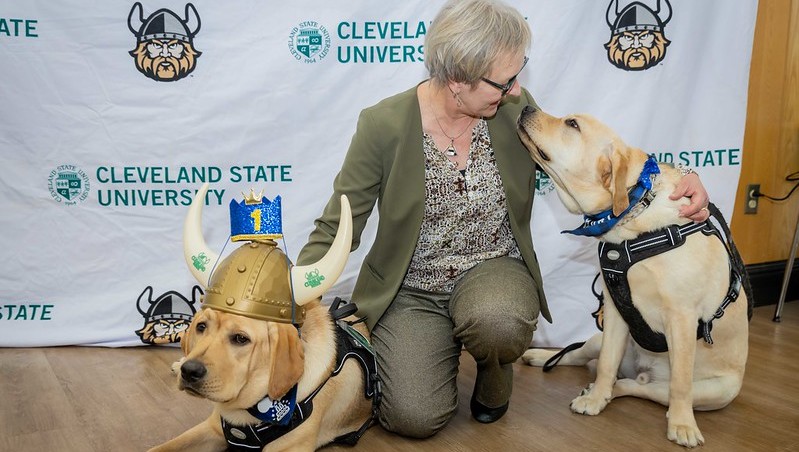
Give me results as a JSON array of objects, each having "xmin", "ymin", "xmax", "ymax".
[{"xmin": 329, "ymin": 296, "xmax": 358, "ymax": 320}]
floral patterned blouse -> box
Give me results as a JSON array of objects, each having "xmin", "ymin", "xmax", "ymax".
[{"xmin": 403, "ymin": 119, "xmax": 522, "ymax": 293}]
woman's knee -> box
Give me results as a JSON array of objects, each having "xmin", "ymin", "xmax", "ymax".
[
  {"xmin": 463, "ymin": 311, "xmax": 538, "ymax": 362},
  {"xmin": 451, "ymin": 257, "xmax": 540, "ymax": 356},
  {"xmin": 379, "ymin": 397, "xmax": 456, "ymax": 438},
  {"xmin": 452, "ymin": 258, "xmax": 540, "ymax": 316}
]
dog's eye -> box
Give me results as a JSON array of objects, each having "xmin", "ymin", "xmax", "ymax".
[
  {"xmin": 231, "ymin": 333, "xmax": 250, "ymax": 345},
  {"xmin": 196, "ymin": 322, "xmax": 207, "ymax": 333},
  {"xmin": 565, "ymin": 118, "xmax": 580, "ymax": 130}
]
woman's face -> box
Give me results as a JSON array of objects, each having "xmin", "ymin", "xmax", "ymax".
[{"xmin": 457, "ymin": 53, "xmax": 527, "ymax": 118}]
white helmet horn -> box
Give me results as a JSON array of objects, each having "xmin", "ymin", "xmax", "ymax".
[
  {"xmin": 183, "ymin": 182, "xmax": 220, "ymax": 287},
  {"xmin": 290, "ymin": 195, "xmax": 353, "ymax": 306}
]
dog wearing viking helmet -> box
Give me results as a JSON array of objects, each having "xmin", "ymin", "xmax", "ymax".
[
  {"xmin": 148, "ymin": 184, "xmax": 378, "ymax": 452},
  {"xmin": 516, "ymin": 106, "xmax": 752, "ymax": 448}
]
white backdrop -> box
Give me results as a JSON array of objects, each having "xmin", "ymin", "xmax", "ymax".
[{"xmin": 0, "ymin": 0, "xmax": 757, "ymax": 347}]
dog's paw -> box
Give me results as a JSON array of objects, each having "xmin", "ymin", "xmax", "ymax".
[
  {"xmin": 667, "ymin": 421, "xmax": 705, "ymax": 448},
  {"xmin": 570, "ymin": 385, "xmax": 609, "ymax": 415},
  {"xmin": 521, "ymin": 348, "xmax": 557, "ymax": 367},
  {"xmin": 171, "ymin": 357, "xmax": 187, "ymax": 375}
]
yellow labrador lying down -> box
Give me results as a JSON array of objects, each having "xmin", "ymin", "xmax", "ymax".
[
  {"xmin": 150, "ymin": 300, "xmax": 375, "ymax": 452},
  {"xmin": 149, "ymin": 187, "xmax": 377, "ymax": 452},
  {"xmin": 516, "ymin": 106, "xmax": 752, "ymax": 448}
]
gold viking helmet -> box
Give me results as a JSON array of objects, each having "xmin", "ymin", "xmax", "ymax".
[{"xmin": 182, "ymin": 183, "xmax": 352, "ymax": 325}]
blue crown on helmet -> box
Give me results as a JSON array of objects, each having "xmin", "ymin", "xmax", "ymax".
[{"xmin": 230, "ymin": 189, "xmax": 283, "ymax": 242}]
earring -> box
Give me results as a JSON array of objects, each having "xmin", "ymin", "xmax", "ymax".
[{"xmin": 448, "ymin": 84, "xmax": 463, "ymax": 107}]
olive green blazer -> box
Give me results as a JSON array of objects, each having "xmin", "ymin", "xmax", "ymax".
[{"xmin": 298, "ymin": 83, "xmax": 551, "ymax": 330}]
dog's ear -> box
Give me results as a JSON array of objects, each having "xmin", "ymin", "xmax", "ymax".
[
  {"xmin": 267, "ymin": 323, "xmax": 305, "ymax": 399},
  {"xmin": 609, "ymin": 145, "xmax": 631, "ymax": 216}
]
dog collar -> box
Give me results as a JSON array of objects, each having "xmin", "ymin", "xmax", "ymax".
[{"xmin": 562, "ymin": 156, "xmax": 660, "ymax": 237}]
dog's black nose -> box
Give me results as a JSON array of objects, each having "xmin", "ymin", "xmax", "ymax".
[
  {"xmin": 522, "ymin": 105, "xmax": 539, "ymax": 115},
  {"xmin": 180, "ymin": 359, "xmax": 207, "ymax": 383}
]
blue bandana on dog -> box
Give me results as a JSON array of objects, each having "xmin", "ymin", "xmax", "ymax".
[
  {"xmin": 247, "ymin": 385, "xmax": 298, "ymax": 425},
  {"xmin": 562, "ymin": 156, "xmax": 660, "ymax": 237}
]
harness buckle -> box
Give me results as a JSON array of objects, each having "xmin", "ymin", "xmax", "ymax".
[
  {"xmin": 730, "ymin": 272, "xmax": 742, "ymax": 299},
  {"xmin": 667, "ymin": 224, "xmax": 681, "ymax": 247},
  {"xmin": 701, "ymin": 321, "xmax": 714, "ymax": 345}
]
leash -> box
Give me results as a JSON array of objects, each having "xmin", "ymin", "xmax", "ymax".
[
  {"xmin": 542, "ymin": 275, "xmax": 603, "ymax": 372},
  {"xmin": 542, "ymin": 341, "xmax": 586, "ymax": 372}
]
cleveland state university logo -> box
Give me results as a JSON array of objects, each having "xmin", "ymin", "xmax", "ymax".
[
  {"xmin": 127, "ymin": 3, "xmax": 202, "ymax": 82},
  {"xmin": 288, "ymin": 21, "xmax": 331, "ymax": 63},
  {"xmin": 47, "ymin": 164, "xmax": 90, "ymax": 205},
  {"xmin": 605, "ymin": 0, "xmax": 672, "ymax": 71}
]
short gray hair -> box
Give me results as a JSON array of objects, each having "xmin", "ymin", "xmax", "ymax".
[{"xmin": 425, "ymin": 0, "xmax": 531, "ymax": 86}]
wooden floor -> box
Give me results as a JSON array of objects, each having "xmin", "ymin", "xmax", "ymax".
[{"xmin": 1, "ymin": 302, "xmax": 797, "ymax": 452}]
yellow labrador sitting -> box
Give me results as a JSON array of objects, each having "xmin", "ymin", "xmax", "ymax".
[
  {"xmin": 516, "ymin": 106, "xmax": 750, "ymax": 448},
  {"xmin": 149, "ymin": 186, "xmax": 375, "ymax": 451}
]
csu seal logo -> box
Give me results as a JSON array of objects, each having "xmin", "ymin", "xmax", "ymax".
[
  {"xmin": 48, "ymin": 164, "xmax": 90, "ymax": 205},
  {"xmin": 127, "ymin": 3, "xmax": 202, "ymax": 81},
  {"xmin": 605, "ymin": 0, "xmax": 672, "ymax": 71},
  {"xmin": 288, "ymin": 21, "xmax": 331, "ymax": 63}
]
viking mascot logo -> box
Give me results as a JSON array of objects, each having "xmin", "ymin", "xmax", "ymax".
[
  {"xmin": 605, "ymin": 0, "xmax": 672, "ymax": 71},
  {"xmin": 127, "ymin": 3, "xmax": 202, "ymax": 82},
  {"xmin": 135, "ymin": 286, "xmax": 200, "ymax": 344}
]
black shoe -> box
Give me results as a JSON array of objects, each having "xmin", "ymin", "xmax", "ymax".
[{"xmin": 470, "ymin": 394, "xmax": 509, "ymax": 424}]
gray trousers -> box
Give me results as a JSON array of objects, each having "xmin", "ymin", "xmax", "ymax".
[{"xmin": 371, "ymin": 256, "xmax": 540, "ymax": 438}]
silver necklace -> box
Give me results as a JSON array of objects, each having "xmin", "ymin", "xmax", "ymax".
[{"xmin": 430, "ymin": 90, "xmax": 475, "ymax": 157}]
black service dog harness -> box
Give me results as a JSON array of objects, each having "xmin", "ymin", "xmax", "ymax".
[
  {"xmin": 598, "ymin": 203, "xmax": 753, "ymax": 353},
  {"xmin": 221, "ymin": 298, "xmax": 381, "ymax": 450}
]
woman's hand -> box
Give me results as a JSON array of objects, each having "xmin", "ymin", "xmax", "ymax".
[{"xmin": 669, "ymin": 172, "xmax": 710, "ymax": 222}]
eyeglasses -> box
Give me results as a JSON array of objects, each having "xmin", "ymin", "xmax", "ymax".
[{"xmin": 481, "ymin": 56, "xmax": 529, "ymax": 96}]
